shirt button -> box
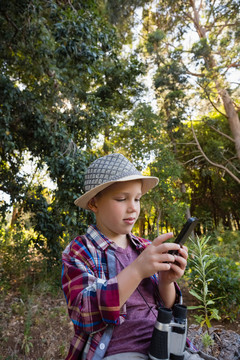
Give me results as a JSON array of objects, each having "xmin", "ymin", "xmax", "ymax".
[{"xmin": 99, "ymin": 343, "xmax": 105, "ymax": 350}]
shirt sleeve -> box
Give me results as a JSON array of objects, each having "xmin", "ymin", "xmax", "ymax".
[{"xmin": 61, "ymin": 239, "xmax": 122, "ymax": 334}]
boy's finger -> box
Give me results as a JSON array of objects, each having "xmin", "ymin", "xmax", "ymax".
[
  {"xmin": 178, "ymin": 247, "xmax": 188, "ymax": 259},
  {"xmin": 152, "ymin": 232, "xmax": 174, "ymax": 246}
]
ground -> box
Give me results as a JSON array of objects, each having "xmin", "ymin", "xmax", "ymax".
[
  {"xmin": 0, "ymin": 286, "xmax": 72, "ymax": 360},
  {"xmin": 0, "ymin": 283, "xmax": 239, "ymax": 360}
]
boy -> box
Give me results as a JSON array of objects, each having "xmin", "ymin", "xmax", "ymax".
[{"xmin": 62, "ymin": 153, "xmax": 188, "ymax": 360}]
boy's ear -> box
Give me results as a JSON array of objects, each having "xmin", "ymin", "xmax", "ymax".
[{"xmin": 88, "ymin": 197, "xmax": 98, "ymax": 213}]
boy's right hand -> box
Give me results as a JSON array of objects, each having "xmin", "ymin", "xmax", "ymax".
[{"xmin": 133, "ymin": 232, "xmax": 181, "ymax": 280}]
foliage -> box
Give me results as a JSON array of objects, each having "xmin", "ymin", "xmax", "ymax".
[
  {"xmin": 187, "ymin": 234, "xmax": 240, "ymax": 322},
  {"xmin": 187, "ymin": 231, "xmax": 240, "ymax": 321},
  {"xmin": 0, "ymin": 0, "xmax": 145, "ymax": 262},
  {"xmin": 142, "ymin": 148, "xmax": 187, "ymax": 236},
  {"xmin": 207, "ymin": 256, "xmax": 240, "ymax": 321},
  {"xmin": 186, "ymin": 235, "xmax": 221, "ymax": 329},
  {"xmin": 140, "ymin": 0, "xmax": 240, "ymax": 233},
  {"xmin": 0, "ymin": 226, "xmax": 35, "ymax": 291},
  {"xmin": 174, "ymin": 116, "xmax": 240, "ymax": 231},
  {"xmin": 105, "ymin": 0, "xmax": 240, "ymax": 232},
  {"xmin": 140, "ymin": 0, "xmax": 240, "ymax": 182},
  {"xmin": 0, "ymin": 225, "xmax": 63, "ymax": 294},
  {"xmin": 1, "ymin": 0, "xmax": 240, "ymax": 268},
  {"xmin": 202, "ymin": 332, "xmax": 214, "ymax": 350},
  {"xmin": 209, "ymin": 229, "xmax": 240, "ymax": 262}
]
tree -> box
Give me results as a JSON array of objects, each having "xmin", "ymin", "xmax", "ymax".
[
  {"xmin": 142, "ymin": 0, "xmax": 240, "ymax": 180},
  {"xmin": 176, "ymin": 113, "xmax": 240, "ymax": 230},
  {"xmin": 0, "ymin": 0, "xmax": 144, "ymax": 262},
  {"xmin": 107, "ymin": 0, "xmax": 240, "ymax": 229}
]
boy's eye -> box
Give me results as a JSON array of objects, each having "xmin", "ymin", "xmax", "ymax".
[{"xmin": 115, "ymin": 198, "xmax": 141, "ymax": 202}]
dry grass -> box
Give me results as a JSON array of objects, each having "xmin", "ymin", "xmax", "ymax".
[{"xmin": 0, "ymin": 286, "xmax": 73, "ymax": 360}]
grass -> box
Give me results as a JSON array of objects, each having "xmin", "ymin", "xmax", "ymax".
[{"xmin": 0, "ymin": 285, "xmax": 72, "ymax": 359}]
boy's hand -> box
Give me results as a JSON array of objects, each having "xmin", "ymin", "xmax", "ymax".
[
  {"xmin": 158, "ymin": 245, "xmax": 188, "ymax": 285},
  {"xmin": 157, "ymin": 244, "xmax": 188, "ymax": 308},
  {"xmin": 133, "ymin": 233, "xmax": 188, "ymax": 281}
]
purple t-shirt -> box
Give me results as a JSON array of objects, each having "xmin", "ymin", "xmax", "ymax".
[{"xmin": 105, "ymin": 242, "xmax": 158, "ymax": 357}]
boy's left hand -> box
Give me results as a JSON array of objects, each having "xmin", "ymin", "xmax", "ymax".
[{"xmin": 158, "ymin": 245, "xmax": 188, "ymax": 285}]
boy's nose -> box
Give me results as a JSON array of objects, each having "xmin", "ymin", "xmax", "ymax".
[{"xmin": 128, "ymin": 200, "xmax": 138, "ymax": 212}]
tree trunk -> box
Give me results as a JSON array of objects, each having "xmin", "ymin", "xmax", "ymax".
[
  {"xmin": 180, "ymin": 183, "xmax": 191, "ymax": 219},
  {"xmin": 156, "ymin": 208, "xmax": 161, "ymax": 236},
  {"xmin": 10, "ymin": 205, "xmax": 19, "ymax": 227},
  {"xmin": 103, "ymin": 126, "xmax": 110, "ymax": 154},
  {"xmin": 217, "ymin": 88, "xmax": 240, "ymax": 161},
  {"xmin": 191, "ymin": 0, "xmax": 240, "ymax": 161},
  {"xmin": 138, "ymin": 215, "xmax": 145, "ymax": 237}
]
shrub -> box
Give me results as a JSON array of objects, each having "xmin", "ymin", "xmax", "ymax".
[
  {"xmin": 186, "ymin": 235, "xmax": 221, "ymax": 328},
  {"xmin": 0, "ymin": 225, "xmax": 62, "ymax": 295},
  {"xmin": 208, "ymin": 230, "xmax": 240, "ymax": 262},
  {"xmin": 207, "ymin": 256, "xmax": 240, "ymax": 321},
  {"xmin": 186, "ymin": 234, "xmax": 240, "ymax": 322}
]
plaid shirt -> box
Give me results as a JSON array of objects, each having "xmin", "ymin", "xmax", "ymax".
[{"xmin": 62, "ymin": 225, "xmax": 181, "ymax": 360}]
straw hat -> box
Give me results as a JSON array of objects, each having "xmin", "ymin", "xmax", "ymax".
[{"xmin": 74, "ymin": 153, "xmax": 159, "ymax": 209}]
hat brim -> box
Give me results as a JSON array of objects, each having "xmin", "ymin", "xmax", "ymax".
[{"xmin": 74, "ymin": 175, "xmax": 159, "ymax": 209}]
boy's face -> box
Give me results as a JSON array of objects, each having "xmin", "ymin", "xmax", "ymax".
[{"xmin": 90, "ymin": 180, "xmax": 142, "ymax": 242}]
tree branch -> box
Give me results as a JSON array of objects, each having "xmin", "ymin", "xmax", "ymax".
[
  {"xmin": 208, "ymin": 125, "xmax": 235, "ymax": 142},
  {"xmin": 206, "ymin": 0, "xmax": 216, "ymax": 25},
  {"xmin": 189, "ymin": 0, "xmax": 206, "ymax": 38},
  {"xmin": 191, "ymin": 123, "xmax": 240, "ymax": 184},
  {"xmin": 198, "ymin": 0, "xmax": 203, "ymax": 13},
  {"xmin": 0, "ymin": 11, "xmax": 19, "ymax": 32},
  {"xmin": 177, "ymin": 142, "xmax": 197, "ymax": 146},
  {"xmin": 183, "ymin": 155, "xmax": 204, "ymax": 165},
  {"xmin": 205, "ymin": 93, "xmax": 227, "ymax": 118},
  {"xmin": 183, "ymin": 66, "xmax": 204, "ymax": 78},
  {"xmin": 205, "ymin": 22, "xmax": 238, "ymax": 32},
  {"xmin": 222, "ymin": 155, "xmax": 240, "ymax": 174},
  {"xmin": 68, "ymin": 0, "xmax": 77, "ymax": 13},
  {"xmin": 226, "ymin": 61, "xmax": 240, "ymax": 69},
  {"xmin": 197, "ymin": 81, "xmax": 228, "ymax": 118}
]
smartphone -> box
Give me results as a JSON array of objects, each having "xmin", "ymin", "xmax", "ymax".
[{"xmin": 169, "ymin": 217, "xmax": 199, "ymax": 255}]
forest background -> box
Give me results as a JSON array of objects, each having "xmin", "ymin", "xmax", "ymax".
[{"xmin": 0, "ymin": 0, "xmax": 240, "ymax": 359}]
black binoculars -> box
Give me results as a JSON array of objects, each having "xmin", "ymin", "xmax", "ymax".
[{"xmin": 148, "ymin": 304, "xmax": 187, "ymax": 360}]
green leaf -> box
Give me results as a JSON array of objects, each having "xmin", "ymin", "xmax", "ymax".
[
  {"xmin": 206, "ymin": 300, "xmax": 215, "ymax": 306},
  {"xmin": 205, "ymin": 315, "xmax": 212, "ymax": 329},
  {"xmin": 189, "ymin": 289, "xmax": 203, "ymax": 302},
  {"xmin": 188, "ymin": 305, "xmax": 204, "ymax": 310}
]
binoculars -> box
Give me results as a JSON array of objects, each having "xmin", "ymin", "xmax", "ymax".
[{"xmin": 148, "ymin": 304, "xmax": 187, "ymax": 360}]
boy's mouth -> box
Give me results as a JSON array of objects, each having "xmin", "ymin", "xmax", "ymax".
[{"xmin": 123, "ymin": 217, "xmax": 135, "ymax": 225}]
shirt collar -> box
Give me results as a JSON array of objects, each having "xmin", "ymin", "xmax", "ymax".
[{"xmin": 86, "ymin": 225, "xmax": 145, "ymax": 251}]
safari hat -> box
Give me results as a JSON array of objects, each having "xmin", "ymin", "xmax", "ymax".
[{"xmin": 74, "ymin": 153, "xmax": 159, "ymax": 209}]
